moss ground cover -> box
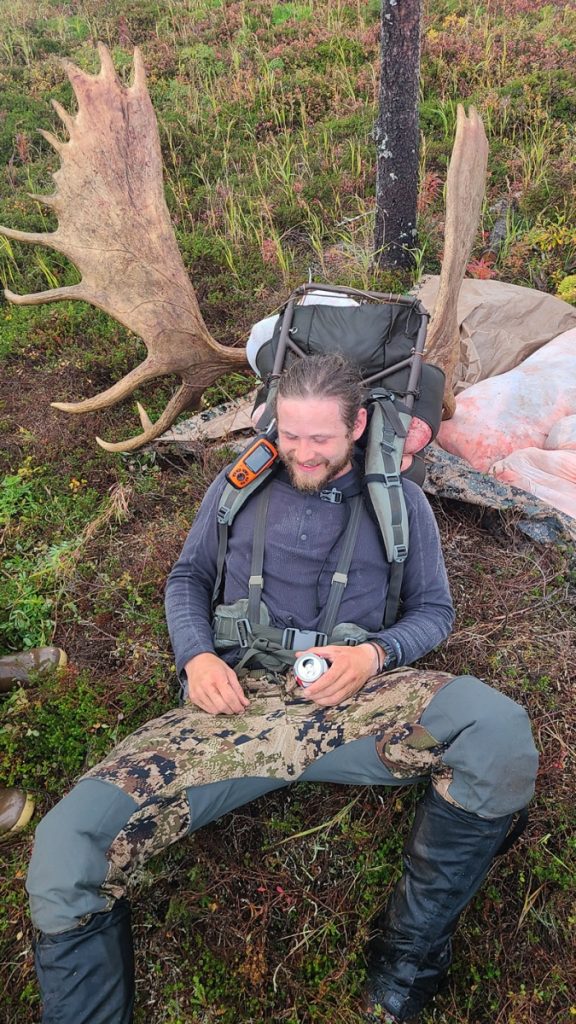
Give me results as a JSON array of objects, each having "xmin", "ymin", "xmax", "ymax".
[{"xmin": 0, "ymin": 1, "xmax": 574, "ymax": 1021}]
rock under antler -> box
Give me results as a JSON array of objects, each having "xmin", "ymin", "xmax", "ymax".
[
  {"xmin": 425, "ymin": 105, "xmax": 489, "ymax": 418},
  {"xmin": 0, "ymin": 43, "xmax": 247, "ymax": 451}
]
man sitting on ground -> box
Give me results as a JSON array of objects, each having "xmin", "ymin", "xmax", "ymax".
[{"xmin": 26, "ymin": 355, "xmax": 537, "ymax": 1024}]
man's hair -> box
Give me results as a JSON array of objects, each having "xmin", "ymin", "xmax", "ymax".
[{"xmin": 275, "ymin": 353, "xmax": 364, "ymax": 431}]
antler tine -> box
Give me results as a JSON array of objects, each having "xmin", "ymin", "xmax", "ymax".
[
  {"xmin": 425, "ymin": 104, "xmax": 488, "ymax": 417},
  {"xmin": 95, "ymin": 384, "xmax": 203, "ymax": 452},
  {"xmin": 51, "ymin": 360, "xmax": 161, "ymax": 414},
  {"xmin": 27, "ymin": 192, "xmax": 58, "ymax": 208},
  {"xmin": 61, "ymin": 49, "xmax": 104, "ymax": 97},
  {"xmin": 5, "ymin": 283, "xmax": 90, "ymax": 305},
  {"xmin": 136, "ymin": 402, "xmax": 154, "ymax": 431},
  {"xmin": 51, "ymin": 98, "xmax": 75, "ymax": 136},
  {"xmin": 131, "ymin": 47, "xmax": 147, "ymax": 92},
  {"xmin": 0, "ymin": 226, "xmax": 58, "ymax": 248},
  {"xmin": 96, "ymin": 41, "xmax": 120, "ymax": 82},
  {"xmin": 38, "ymin": 127, "xmax": 67, "ymax": 156}
]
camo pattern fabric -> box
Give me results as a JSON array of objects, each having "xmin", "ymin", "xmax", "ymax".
[
  {"xmin": 81, "ymin": 667, "xmax": 453, "ymax": 901},
  {"xmin": 83, "ymin": 668, "xmax": 454, "ymax": 796}
]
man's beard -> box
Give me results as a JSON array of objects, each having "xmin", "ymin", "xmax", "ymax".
[{"xmin": 280, "ymin": 440, "xmax": 354, "ymax": 494}]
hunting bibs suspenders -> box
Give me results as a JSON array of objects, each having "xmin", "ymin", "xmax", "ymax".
[{"xmin": 212, "ymin": 483, "xmax": 367, "ymax": 672}]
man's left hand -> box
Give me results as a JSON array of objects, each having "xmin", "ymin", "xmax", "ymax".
[{"xmin": 294, "ymin": 643, "xmax": 379, "ymax": 707}]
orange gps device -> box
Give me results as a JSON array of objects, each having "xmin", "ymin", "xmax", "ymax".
[{"xmin": 226, "ymin": 436, "xmax": 279, "ymax": 489}]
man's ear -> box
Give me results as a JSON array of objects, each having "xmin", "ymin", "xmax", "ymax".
[{"xmin": 352, "ymin": 406, "xmax": 368, "ymax": 441}]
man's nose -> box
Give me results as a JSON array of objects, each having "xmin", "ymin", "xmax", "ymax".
[{"xmin": 294, "ymin": 439, "xmax": 315, "ymax": 462}]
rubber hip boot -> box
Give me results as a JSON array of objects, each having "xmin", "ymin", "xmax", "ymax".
[
  {"xmin": 34, "ymin": 900, "xmax": 135, "ymax": 1024},
  {"xmin": 0, "ymin": 786, "xmax": 35, "ymax": 839},
  {"xmin": 361, "ymin": 786, "xmax": 515, "ymax": 1022},
  {"xmin": 0, "ymin": 647, "xmax": 68, "ymax": 693}
]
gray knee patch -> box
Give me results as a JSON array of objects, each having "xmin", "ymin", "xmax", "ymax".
[
  {"xmin": 27, "ymin": 779, "xmax": 138, "ymax": 934},
  {"xmin": 421, "ymin": 675, "xmax": 538, "ymax": 817},
  {"xmin": 298, "ymin": 736, "xmax": 426, "ymax": 786}
]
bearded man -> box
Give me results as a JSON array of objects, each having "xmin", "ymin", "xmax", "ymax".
[{"xmin": 27, "ymin": 354, "xmax": 537, "ymax": 1024}]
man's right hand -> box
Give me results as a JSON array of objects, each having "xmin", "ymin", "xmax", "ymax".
[{"xmin": 184, "ymin": 652, "xmax": 250, "ymax": 715}]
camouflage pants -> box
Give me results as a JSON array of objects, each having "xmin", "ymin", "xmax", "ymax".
[
  {"xmin": 78, "ymin": 667, "xmax": 452, "ymax": 903},
  {"xmin": 28, "ymin": 668, "xmax": 537, "ymax": 932}
]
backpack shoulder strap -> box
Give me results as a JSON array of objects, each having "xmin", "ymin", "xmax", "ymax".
[
  {"xmin": 212, "ymin": 464, "xmax": 278, "ymax": 610},
  {"xmin": 363, "ymin": 392, "xmax": 412, "ymax": 627}
]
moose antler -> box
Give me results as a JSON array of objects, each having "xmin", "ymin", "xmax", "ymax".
[
  {"xmin": 425, "ymin": 105, "xmax": 489, "ymax": 417},
  {"xmin": 0, "ymin": 43, "xmax": 247, "ymax": 451}
]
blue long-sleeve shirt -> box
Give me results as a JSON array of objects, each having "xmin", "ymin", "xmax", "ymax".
[{"xmin": 165, "ymin": 463, "xmax": 455, "ymax": 677}]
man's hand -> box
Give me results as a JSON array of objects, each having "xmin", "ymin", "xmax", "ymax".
[
  {"xmin": 295, "ymin": 643, "xmax": 379, "ymax": 707},
  {"xmin": 184, "ymin": 652, "xmax": 250, "ymax": 715}
]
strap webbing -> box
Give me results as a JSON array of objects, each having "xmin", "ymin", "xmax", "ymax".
[
  {"xmin": 319, "ymin": 495, "xmax": 363, "ymax": 637},
  {"xmin": 234, "ymin": 637, "xmax": 297, "ymax": 673},
  {"xmin": 247, "ymin": 488, "xmax": 271, "ymax": 624},
  {"xmin": 385, "ymin": 561, "xmax": 404, "ymax": 628},
  {"xmin": 212, "ymin": 458, "xmax": 279, "ymax": 611},
  {"xmin": 212, "ymin": 520, "xmax": 229, "ymax": 611}
]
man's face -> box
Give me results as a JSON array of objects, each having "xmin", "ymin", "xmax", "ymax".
[{"xmin": 276, "ymin": 395, "xmax": 367, "ymax": 493}]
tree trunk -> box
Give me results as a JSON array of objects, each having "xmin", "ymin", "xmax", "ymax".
[{"xmin": 374, "ymin": 0, "xmax": 422, "ymax": 270}]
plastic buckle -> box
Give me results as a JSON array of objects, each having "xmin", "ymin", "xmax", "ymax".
[
  {"xmin": 380, "ymin": 427, "xmax": 398, "ymax": 456},
  {"xmin": 236, "ymin": 619, "xmax": 253, "ymax": 648},
  {"xmin": 282, "ymin": 628, "xmax": 327, "ymax": 650},
  {"xmin": 382, "ymin": 470, "xmax": 401, "ymax": 487},
  {"xmin": 393, "ymin": 544, "xmax": 408, "ymax": 562},
  {"xmin": 380, "ymin": 440, "xmax": 396, "ymax": 456},
  {"xmin": 319, "ymin": 488, "xmax": 343, "ymax": 504},
  {"xmin": 217, "ymin": 505, "xmax": 232, "ymax": 525}
]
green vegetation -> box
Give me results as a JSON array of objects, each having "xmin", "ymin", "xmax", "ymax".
[{"xmin": 0, "ymin": 1, "xmax": 574, "ymax": 1022}]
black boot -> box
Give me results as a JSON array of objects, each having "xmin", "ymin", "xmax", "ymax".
[
  {"xmin": 362, "ymin": 786, "xmax": 515, "ymax": 1022},
  {"xmin": 34, "ymin": 899, "xmax": 135, "ymax": 1024}
]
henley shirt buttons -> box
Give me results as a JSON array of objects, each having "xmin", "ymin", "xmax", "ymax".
[
  {"xmin": 305, "ymin": 509, "xmax": 312, "ymax": 516},
  {"xmin": 301, "ymin": 534, "xmax": 307, "ymax": 541}
]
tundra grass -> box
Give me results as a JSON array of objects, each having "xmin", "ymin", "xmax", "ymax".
[{"xmin": 0, "ymin": 2, "xmax": 575, "ymax": 1023}]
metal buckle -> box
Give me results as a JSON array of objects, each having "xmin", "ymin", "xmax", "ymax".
[
  {"xmin": 282, "ymin": 628, "xmax": 328, "ymax": 650},
  {"xmin": 236, "ymin": 619, "xmax": 253, "ymax": 648}
]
